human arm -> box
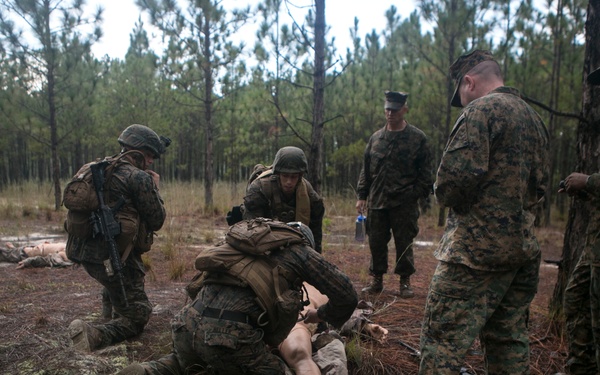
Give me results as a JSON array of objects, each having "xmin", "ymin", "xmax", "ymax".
[
  {"xmin": 242, "ymin": 179, "xmax": 271, "ymax": 220},
  {"xmin": 285, "ymin": 246, "xmax": 358, "ymax": 329},
  {"xmin": 131, "ymin": 169, "xmax": 166, "ymax": 231},
  {"xmin": 434, "ymin": 111, "xmax": 489, "ymax": 209}
]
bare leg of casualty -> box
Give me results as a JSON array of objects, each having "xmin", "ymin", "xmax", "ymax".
[{"xmin": 278, "ymin": 283, "xmax": 329, "ymax": 375}]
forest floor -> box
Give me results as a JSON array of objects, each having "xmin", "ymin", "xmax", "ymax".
[{"xmin": 0, "ymin": 210, "xmax": 568, "ymax": 374}]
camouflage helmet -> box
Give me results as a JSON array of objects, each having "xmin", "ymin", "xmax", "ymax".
[
  {"xmin": 272, "ymin": 146, "xmax": 308, "ymax": 174},
  {"xmin": 118, "ymin": 124, "xmax": 171, "ymax": 159},
  {"xmin": 287, "ymin": 222, "xmax": 315, "ymax": 249}
]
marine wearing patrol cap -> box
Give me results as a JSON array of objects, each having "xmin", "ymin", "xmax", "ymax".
[
  {"xmin": 384, "ymin": 91, "xmax": 408, "ymax": 110},
  {"xmin": 449, "ymin": 50, "xmax": 497, "ymax": 108},
  {"xmin": 588, "ymin": 67, "xmax": 600, "ymax": 86}
]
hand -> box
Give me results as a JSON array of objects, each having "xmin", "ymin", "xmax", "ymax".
[
  {"xmin": 146, "ymin": 170, "xmax": 160, "ymax": 190},
  {"xmin": 561, "ymin": 173, "xmax": 589, "ymax": 195},
  {"xmin": 356, "ymin": 200, "xmax": 366, "ymax": 215},
  {"xmin": 302, "ymin": 308, "xmax": 322, "ymax": 324},
  {"xmin": 16, "ymin": 261, "xmax": 25, "ymax": 269}
]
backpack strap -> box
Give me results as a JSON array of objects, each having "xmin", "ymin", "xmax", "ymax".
[{"xmin": 294, "ymin": 179, "xmax": 311, "ymax": 225}]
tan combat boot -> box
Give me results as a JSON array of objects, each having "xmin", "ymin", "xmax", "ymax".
[
  {"xmin": 361, "ymin": 275, "xmax": 383, "ymax": 294},
  {"xmin": 69, "ymin": 319, "xmax": 103, "ymax": 352},
  {"xmin": 399, "ymin": 276, "xmax": 414, "ymax": 299}
]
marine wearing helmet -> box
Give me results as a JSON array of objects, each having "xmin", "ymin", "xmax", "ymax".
[
  {"xmin": 242, "ymin": 146, "xmax": 325, "ymax": 253},
  {"xmin": 118, "ymin": 124, "xmax": 171, "ymax": 159}
]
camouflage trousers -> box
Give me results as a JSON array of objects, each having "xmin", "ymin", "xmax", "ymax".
[
  {"xmin": 563, "ymin": 252, "xmax": 600, "ymax": 375},
  {"xmin": 419, "ymin": 255, "xmax": 540, "ymax": 375},
  {"xmin": 140, "ymin": 302, "xmax": 292, "ymax": 374},
  {"xmin": 0, "ymin": 247, "xmax": 26, "ymax": 263},
  {"xmin": 81, "ymin": 255, "xmax": 152, "ymax": 347},
  {"xmin": 367, "ymin": 202, "xmax": 419, "ymax": 277}
]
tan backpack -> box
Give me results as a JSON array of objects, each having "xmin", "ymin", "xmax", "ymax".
[{"xmin": 190, "ymin": 219, "xmax": 308, "ymax": 346}]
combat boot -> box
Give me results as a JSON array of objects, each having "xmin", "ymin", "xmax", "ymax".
[
  {"xmin": 399, "ymin": 276, "xmax": 414, "ymax": 299},
  {"xmin": 361, "ymin": 275, "xmax": 383, "ymax": 294},
  {"xmin": 69, "ymin": 319, "xmax": 103, "ymax": 352}
]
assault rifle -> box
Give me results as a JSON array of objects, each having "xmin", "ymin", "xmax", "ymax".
[{"xmin": 90, "ymin": 161, "xmax": 128, "ymax": 307}]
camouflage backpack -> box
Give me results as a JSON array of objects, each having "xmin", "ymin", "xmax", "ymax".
[
  {"xmin": 189, "ymin": 219, "xmax": 308, "ymax": 346},
  {"xmin": 62, "ymin": 151, "xmax": 152, "ymax": 254}
]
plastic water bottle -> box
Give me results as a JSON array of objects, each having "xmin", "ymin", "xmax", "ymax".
[{"xmin": 355, "ymin": 214, "xmax": 366, "ymax": 242}]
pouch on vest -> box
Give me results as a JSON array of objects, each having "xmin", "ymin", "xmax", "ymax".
[
  {"xmin": 225, "ymin": 218, "xmax": 305, "ymax": 254},
  {"xmin": 62, "ymin": 161, "xmax": 102, "ymax": 238}
]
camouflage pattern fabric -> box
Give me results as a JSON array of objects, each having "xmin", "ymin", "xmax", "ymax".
[
  {"xmin": 243, "ymin": 177, "xmax": 325, "ymax": 252},
  {"xmin": 131, "ymin": 242, "xmax": 358, "ymax": 374},
  {"xmin": 366, "ymin": 202, "xmax": 418, "ymax": 277},
  {"xmin": 66, "ymin": 153, "xmax": 165, "ymax": 346},
  {"xmin": 419, "ymin": 256, "xmax": 539, "ymax": 374},
  {"xmin": 357, "ymin": 122, "xmax": 432, "ymax": 277},
  {"xmin": 421, "ymin": 86, "xmax": 549, "ymax": 374},
  {"xmin": 66, "ymin": 154, "xmax": 166, "ymax": 264},
  {"xmin": 433, "ymin": 86, "xmax": 549, "ymax": 271},
  {"xmin": 141, "ymin": 309, "xmax": 291, "ymax": 375},
  {"xmin": 357, "ymin": 123, "xmax": 433, "ymax": 209},
  {"xmin": 82, "ymin": 255, "xmax": 152, "ymax": 347},
  {"xmin": 0, "ymin": 246, "xmax": 26, "ymax": 263}
]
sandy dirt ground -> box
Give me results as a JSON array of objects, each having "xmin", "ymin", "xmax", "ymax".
[{"xmin": 0, "ymin": 211, "xmax": 567, "ymax": 374}]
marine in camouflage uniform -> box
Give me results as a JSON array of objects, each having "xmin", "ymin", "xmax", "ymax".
[
  {"xmin": 356, "ymin": 91, "xmax": 433, "ymax": 297},
  {"xmin": 419, "ymin": 50, "xmax": 549, "ymax": 374},
  {"xmin": 243, "ymin": 146, "xmax": 325, "ymax": 253},
  {"xmin": 561, "ymin": 67, "xmax": 600, "ymax": 375},
  {"xmin": 116, "ymin": 222, "xmax": 358, "ymax": 375},
  {"xmin": 66, "ymin": 124, "xmax": 169, "ymax": 351}
]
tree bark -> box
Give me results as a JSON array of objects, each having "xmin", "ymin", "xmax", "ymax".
[
  {"xmin": 307, "ymin": 0, "xmax": 325, "ymax": 193},
  {"xmin": 549, "ymin": 0, "xmax": 600, "ymax": 318}
]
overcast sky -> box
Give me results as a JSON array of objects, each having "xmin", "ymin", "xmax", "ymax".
[{"xmin": 90, "ymin": 0, "xmax": 418, "ymax": 60}]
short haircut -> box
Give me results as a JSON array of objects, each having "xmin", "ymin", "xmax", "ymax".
[{"xmin": 467, "ymin": 60, "xmax": 502, "ymax": 80}]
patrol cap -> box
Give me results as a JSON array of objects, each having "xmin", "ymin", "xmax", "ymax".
[
  {"xmin": 449, "ymin": 50, "xmax": 496, "ymax": 108},
  {"xmin": 588, "ymin": 67, "xmax": 600, "ymax": 86},
  {"xmin": 384, "ymin": 91, "xmax": 408, "ymax": 110}
]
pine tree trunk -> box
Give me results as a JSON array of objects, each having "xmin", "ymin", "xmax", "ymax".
[{"xmin": 549, "ymin": 0, "xmax": 600, "ymax": 319}]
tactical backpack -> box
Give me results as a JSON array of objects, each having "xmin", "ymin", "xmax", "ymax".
[
  {"xmin": 62, "ymin": 151, "xmax": 152, "ymax": 254},
  {"xmin": 189, "ymin": 218, "xmax": 308, "ymax": 346}
]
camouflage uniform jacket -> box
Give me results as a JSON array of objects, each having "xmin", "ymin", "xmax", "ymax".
[
  {"xmin": 434, "ymin": 86, "xmax": 549, "ymax": 271},
  {"xmin": 357, "ymin": 123, "xmax": 433, "ymax": 209},
  {"xmin": 243, "ymin": 176, "xmax": 325, "ymax": 252},
  {"xmin": 198, "ymin": 242, "xmax": 358, "ymax": 330},
  {"xmin": 67, "ymin": 155, "xmax": 166, "ymax": 265},
  {"xmin": 576, "ymin": 174, "xmax": 600, "ymax": 263}
]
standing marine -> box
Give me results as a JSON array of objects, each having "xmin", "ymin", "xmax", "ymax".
[{"xmin": 356, "ymin": 90, "xmax": 433, "ymax": 297}]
